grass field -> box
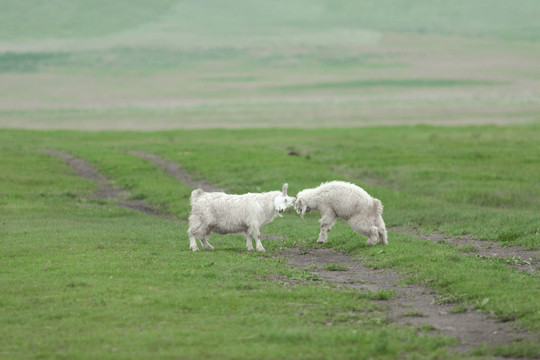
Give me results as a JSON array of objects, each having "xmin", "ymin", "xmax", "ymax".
[
  {"xmin": 1, "ymin": 1, "xmax": 540, "ymax": 359},
  {"xmin": 1, "ymin": 127, "xmax": 539, "ymax": 358}
]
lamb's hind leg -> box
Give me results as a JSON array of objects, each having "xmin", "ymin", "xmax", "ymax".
[
  {"xmin": 188, "ymin": 233, "xmax": 199, "ymax": 252},
  {"xmin": 317, "ymin": 210, "xmax": 337, "ymax": 244},
  {"xmin": 348, "ymin": 216, "xmax": 379, "ymax": 246},
  {"xmin": 188, "ymin": 220, "xmax": 213, "ymax": 251},
  {"xmin": 188, "ymin": 227, "xmax": 200, "ymax": 252},
  {"xmin": 199, "ymin": 233, "xmax": 214, "ymax": 251},
  {"xmin": 377, "ymin": 215, "xmax": 388, "ymax": 245}
]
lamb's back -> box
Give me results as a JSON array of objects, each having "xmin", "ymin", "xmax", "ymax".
[{"xmin": 317, "ymin": 181, "xmax": 374, "ymax": 218}]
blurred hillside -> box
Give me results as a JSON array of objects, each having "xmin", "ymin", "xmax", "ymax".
[{"xmin": 1, "ymin": 0, "xmax": 539, "ymax": 129}]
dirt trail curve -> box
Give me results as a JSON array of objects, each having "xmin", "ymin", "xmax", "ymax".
[
  {"xmin": 283, "ymin": 248, "xmax": 537, "ymax": 354},
  {"xmin": 39, "ymin": 149, "xmax": 172, "ymax": 219}
]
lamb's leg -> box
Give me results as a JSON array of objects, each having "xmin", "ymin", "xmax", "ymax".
[
  {"xmin": 348, "ymin": 216, "xmax": 379, "ymax": 246},
  {"xmin": 189, "ymin": 234, "xmax": 199, "ymax": 252},
  {"xmin": 248, "ymin": 228, "xmax": 265, "ymax": 252},
  {"xmin": 187, "ymin": 227, "xmax": 200, "ymax": 252},
  {"xmin": 376, "ymin": 215, "xmax": 388, "ymax": 245},
  {"xmin": 244, "ymin": 233, "xmax": 255, "ymax": 251},
  {"xmin": 317, "ymin": 211, "xmax": 337, "ymax": 244},
  {"xmin": 199, "ymin": 233, "xmax": 214, "ymax": 251},
  {"xmin": 188, "ymin": 215, "xmax": 206, "ymax": 251}
]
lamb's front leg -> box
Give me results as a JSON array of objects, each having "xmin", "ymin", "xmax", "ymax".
[
  {"xmin": 244, "ymin": 233, "xmax": 255, "ymax": 251},
  {"xmin": 317, "ymin": 211, "xmax": 337, "ymax": 244}
]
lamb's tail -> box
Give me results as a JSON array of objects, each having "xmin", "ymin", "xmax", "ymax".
[
  {"xmin": 190, "ymin": 188, "xmax": 205, "ymax": 205},
  {"xmin": 373, "ymin": 198, "xmax": 383, "ymax": 215}
]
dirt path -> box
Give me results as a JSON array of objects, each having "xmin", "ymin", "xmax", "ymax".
[
  {"xmin": 39, "ymin": 149, "xmax": 172, "ymax": 219},
  {"xmin": 282, "ymin": 247, "xmax": 536, "ymax": 354}
]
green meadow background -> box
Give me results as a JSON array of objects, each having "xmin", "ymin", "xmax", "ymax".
[
  {"xmin": 1, "ymin": 1, "xmax": 540, "ymax": 359},
  {"xmin": 1, "ymin": 0, "xmax": 539, "ymax": 129}
]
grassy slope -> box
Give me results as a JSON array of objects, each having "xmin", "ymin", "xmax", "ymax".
[{"xmin": 1, "ymin": 127, "xmax": 539, "ymax": 359}]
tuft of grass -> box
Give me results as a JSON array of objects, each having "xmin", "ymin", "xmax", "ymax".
[
  {"xmin": 457, "ymin": 244, "xmax": 477, "ymax": 253},
  {"xmin": 450, "ymin": 305, "xmax": 469, "ymax": 314},
  {"xmin": 401, "ymin": 311, "xmax": 428, "ymax": 318},
  {"xmin": 472, "ymin": 341, "xmax": 540, "ymax": 359},
  {"xmin": 365, "ymin": 289, "xmax": 396, "ymax": 301},
  {"xmin": 323, "ymin": 263, "xmax": 349, "ymax": 271}
]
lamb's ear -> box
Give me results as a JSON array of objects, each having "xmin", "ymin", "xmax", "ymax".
[{"xmin": 282, "ymin": 183, "xmax": 288, "ymax": 196}]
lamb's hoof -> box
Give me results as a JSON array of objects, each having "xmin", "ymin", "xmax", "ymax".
[
  {"xmin": 256, "ymin": 247, "xmax": 266, "ymax": 252},
  {"xmin": 365, "ymin": 241, "xmax": 377, "ymax": 246},
  {"xmin": 317, "ymin": 240, "xmax": 326, "ymax": 244},
  {"xmin": 247, "ymin": 247, "xmax": 255, "ymax": 252},
  {"xmin": 204, "ymin": 245, "xmax": 214, "ymax": 251},
  {"xmin": 190, "ymin": 247, "xmax": 200, "ymax": 252}
]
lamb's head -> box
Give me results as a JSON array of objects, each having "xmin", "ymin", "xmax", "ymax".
[
  {"xmin": 274, "ymin": 183, "xmax": 295, "ymax": 216},
  {"xmin": 294, "ymin": 195, "xmax": 311, "ymax": 218}
]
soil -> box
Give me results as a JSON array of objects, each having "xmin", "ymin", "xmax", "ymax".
[
  {"xmin": 39, "ymin": 149, "xmax": 172, "ymax": 219},
  {"xmin": 281, "ymin": 247, "xmax": 537, "ymax": 355}
]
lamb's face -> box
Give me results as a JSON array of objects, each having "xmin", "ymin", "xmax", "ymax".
[
  {"xmin": 274, "ymin": 183, "xmax": 295, "ymax": 214},
  {"xmin": 294, "ymin": 197, "xmax": 311, "ymax": 217},
  {"xmin": 274, "ymin": 194, "xmax": 295, "ymax": 213}
]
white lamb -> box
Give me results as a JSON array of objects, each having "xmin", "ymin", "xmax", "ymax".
[
  {"xmin": 188, "ymin": 183, "xmax": 295, "ymax": 252},
  {"xmin": 295, "ymin": 181, "xmax": 387, "ymax": 246}
]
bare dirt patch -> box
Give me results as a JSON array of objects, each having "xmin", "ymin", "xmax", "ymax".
[
  {"xmin": 281, "ymin": 247, "xmax": 537, "ymax": 354},
  {"xmin": 39, "ymin": 149, "xmax": 171, "ymax": 218},
  {"xmin": 390, "ymin": 227, "xmax": 539, "ymax": 274}
]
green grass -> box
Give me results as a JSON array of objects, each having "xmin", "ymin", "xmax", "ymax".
[
  {"xmin": 1, "ymin": 1, "xmax": 540, "ymax": 357},
  {"xmin": 322, "ymin": 263, "xmax": 349, "ymax": 271},
  {"xmin": 1, "ymin": 126, "xmax": 539, "ymax": 358}
]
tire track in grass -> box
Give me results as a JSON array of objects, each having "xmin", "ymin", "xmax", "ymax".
[
  {"xmin": 40, "ymin": 149, "xmax": 173, "ymax": 219},
  {"xmin": 282, "ymin": 247, "xmax": 537, "ymax": 354}
]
